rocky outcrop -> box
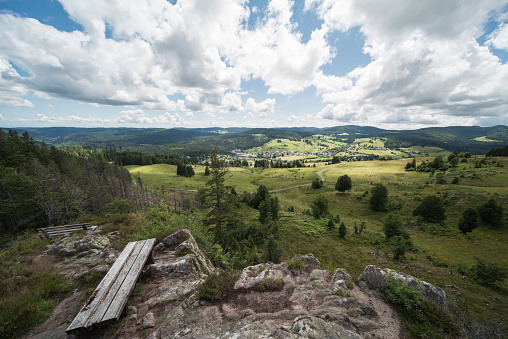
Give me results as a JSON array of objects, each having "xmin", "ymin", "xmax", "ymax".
[
  {"xmin": 47, "ymin": 234, "xmax": 109, "ymax": 257},
  {"xmin": 158, "ymin": 253, "xmax": 403, "ymax": 338},
  {"xmin": 46, "ymin": 233, "xmax": 118, "ymax": 279},
  {"xmin": 38, "ymin": 229, "xmax": 423, "ymax": 339},
  {"xmin": 358, "ymin": 265, "xmax": 447, "ymax": 308}
]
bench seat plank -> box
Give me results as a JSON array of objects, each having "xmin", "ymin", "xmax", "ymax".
[
  {"xmin": 66, "ymin": 241, "xmax": 137, "ymax": 333},
  {"xmin": 86, "ymin": 241, "xmax": 146, "ymax": 325},
  {"xmin": 102, "ymin": 238, "xmax": 156, "ymax": 321},
  {"xmin": 66, "ymin": 238, "xmax": 156, "ymax": 334}
]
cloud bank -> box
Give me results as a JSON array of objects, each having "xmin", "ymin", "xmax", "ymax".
[{"xmin": 0, "ymin": 0, "xmax": 507, "ymax": 127}]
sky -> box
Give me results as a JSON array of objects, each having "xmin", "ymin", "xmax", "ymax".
[{"xmin": 0, "ymin": 0, "xmax": 508, "ymax": 130}]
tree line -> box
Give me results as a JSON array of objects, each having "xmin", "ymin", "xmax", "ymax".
[
  {"xmin": 0, "ymin": 129, "xmax": 151, "ymax": 233},
  {"xmin": 100, "ymin": 148, "xmax": 198, "ymax": 166}
]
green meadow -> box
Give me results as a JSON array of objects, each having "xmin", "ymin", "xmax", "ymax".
[
  {"xmin": 127, "ymin": 164, "xmax": 324, "ymax": 192},
  {"xmin": 128, "ymin": 156, "xmax": 508, "ymax": 327}
]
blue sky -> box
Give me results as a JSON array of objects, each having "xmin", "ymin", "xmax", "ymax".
[{"xmin": 0, "ymin": 0, "xmax": 507, "ymax": 129}]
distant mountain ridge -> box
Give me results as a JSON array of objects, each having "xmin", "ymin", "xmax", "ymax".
[{"xmin": 3, "ymin": 125, "xmax": 507, "ymax": 156}]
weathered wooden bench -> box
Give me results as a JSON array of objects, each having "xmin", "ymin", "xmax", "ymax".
[
  {"xmin": 37, "ymin": 223, "xmax": 96, "ymax": 240},
  {"xmin": 66, "ymin": 238, "xmax": 156, "ymax": 334}
]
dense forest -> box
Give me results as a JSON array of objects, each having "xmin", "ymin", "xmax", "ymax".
[
  {"xmin": 486, "ymin": 144, "xmax": 508, "ymax": 156},
  {"xmin": 0, "ymin": 129, "xmax": 153, "ymax": 233}
]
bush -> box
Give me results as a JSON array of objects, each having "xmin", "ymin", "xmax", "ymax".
[
  {"xmin": 263, "ymin": 236, "xmax": 282, "ymax": 263},
  {"xmin": 384, "ymin": 275, "xmax": 423, "ymax": 311},
  {"xmin": 369, "ymin": 183, "xmax": 388, "ymax": 212},
  {"xmin": 469, "ymin": 258, "xmax": 508, "ymax": 286},
  {"xmin": 458, "ymin": 208, "xmax": 479, "ymax": 234},
  {"xmin": 311, "ymin": 177, "xmax": 323, "ymax": 189},
  {"xmin": 391, "ymin": 235, "xmax": 413, "ymax": 261},
  {"xmin": 327, "ymin": 217, "xmax": 335, "ymax": 230},
  {"xmin": 477, "ymin": 198, "xmax": 504, "ymax": 227},
  {"xmin": 106, "ymin": 198, "xmax": 132, "ymax": 214},
  {"xmin": 287, "ymin": 257, "xmax": 304, "ymax": 270},
  {"xmin": 335, "ymin": 175, "xmax": 352, "ymax": 193},
  {"xmin": 311, "ymin": 195, "xmax": 329, "ymax": 219},
  {"xmin": 435, "ymin": 173, "xmax": 446, "ymax": 184},
  {"xmin": 254, "ymin": 277, "xmax": 284, "ymax": 292},
  {"xmin": 382, "ymin": 214, "xmax": 404, "ymax": 239},
  {"xmin": 196, "ymin": 270, "xmax": 237, "ymax": 302},
  {"xmin": 413, "ymin": 195, "xmax": 446, "ymax": 223},
  {"xmin": 384, "ymin": 275, "xmax": 459, "ymax": 338}
]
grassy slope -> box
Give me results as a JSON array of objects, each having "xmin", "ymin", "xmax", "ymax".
[
  {"xmin": 276, "ymin": 157, "xmax": 508, "ymax": 327},
  {"xmin": 127, "ymin": 164, "xmax": 323, "ymax": 192},
  {"xmin": 129, "ymin": 156, "xmax": 508, "ymax": 328}
]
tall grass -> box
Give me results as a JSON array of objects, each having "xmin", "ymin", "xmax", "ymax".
[{"xmin": 0, "ymin": 234, "xmax": 73, "ymax": 338}]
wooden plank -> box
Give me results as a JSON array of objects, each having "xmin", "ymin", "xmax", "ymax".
[
  {"xmin": 46, "ymin": 227, "xmax": 87, "ymax": 235},
  {"xmin": 101, "ymin": 238, "xmax": 156, "ymax": 322},
  {"xmin": 85, "ymin": 241, "xmax": 145, "ymax": 326},
  {"xmin": 38, "ymin": 223, "xmax": 95, "ymax": 239},
  {"xmin": 42, "ymin": 223, "xmax": 91, "ymax": 231},
  {"xmin": 66, "ymin": 241, "xmax": 137, "ymax": 334}
]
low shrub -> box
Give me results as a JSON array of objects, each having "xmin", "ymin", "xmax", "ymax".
[
  {"xmin": 469, "ymin": 258, "xmax": 508, "ymax": 286},
  {"xmin": 384, "ymin": 276, "xmax": 423, "ymax": 311},
  {"xmin": 254, "ymin": 277, "xmax": 284, "ymax": 292},
  {"xmin": 384, "ymin": 276, "xmax": 459, "ymax": 338},
  {"xmin": 196, "ymin": 270, "xmax": 237, "ymax": 302},
  {"xmin": 287, "ymin": 257, "xmax": 304, "ymax": 270}
]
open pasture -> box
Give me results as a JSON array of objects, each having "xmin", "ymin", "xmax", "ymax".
[{"xmin": 126, "ymin": 164, "xmax": 323, "ymax": 192}]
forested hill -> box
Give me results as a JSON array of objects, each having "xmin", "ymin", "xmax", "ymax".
[
  {"xmin": 0, "ymin": 129, "xmax": 149, "ymax": 234},
  {"xmin": 6, "ymin": 125, "xmax": 508, "ymax": 156},
  {"xmin": 381, "ymin": 126, "xmax": 508, "ymax": 153}
]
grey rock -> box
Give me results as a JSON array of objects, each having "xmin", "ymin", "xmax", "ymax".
[
  {"xmin": 143, "ymin": 312, "xmax": 155, "ymax": 329},
  {"xmin": 283, "ymin": 315, "xmax": 362, "ymax": 339},
  {"xmin": 350, "ymin": 317, "xmax": 382, "ymax": 331},
  {"xmin": 234, "ymin": 263, "xmax": 287, "ymax": 290},
  {"xmin": 91, "ymin": 264, "xmax": 110, "ymax": 275},
  {"xmin": 359, "ymin": 264, "xmax": 447, "ymax": 308},
  {"xmin": 30, "ymin": 323, "xmax": 78, "ymax": 339},
  {"xmin": 295, "ymin": 253, "xmax": 321, "ymax": 267},
  {"xmin": 160, "ymin": 228, "xmax": 192, "ymax": 249}
]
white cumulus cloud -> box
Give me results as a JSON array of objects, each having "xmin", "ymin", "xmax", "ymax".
[{"xmin": 308, "ymin": 0, "xmax": 508, "ymax": 125}]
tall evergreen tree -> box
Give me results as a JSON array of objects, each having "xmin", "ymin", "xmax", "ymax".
[{"xmin": 203, "ymin": 147, "xmax": 243, "ymax": 250}]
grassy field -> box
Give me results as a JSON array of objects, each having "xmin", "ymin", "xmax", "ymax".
[
  {"xmin": 246, "ymin": 135, "xmax": 345, "ymax": 155},
  {"xmin": 126, "ymin": 164, "xmax": 324, "ymax": 192},
  {"xmin": 128, "ymin": 156, "xmax": 508, "ymax": 330}
]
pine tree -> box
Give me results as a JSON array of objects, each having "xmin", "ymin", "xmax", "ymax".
[
  {"xmin": 338, "ymin": 222, "xmax": 346, "ymax": 238},
  {"xmin": 203, "ymin": 147, "xmax": 243, "ymax": 250}
]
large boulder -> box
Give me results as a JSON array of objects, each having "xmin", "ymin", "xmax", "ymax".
[
  {"xmin": 147, "ymin": 228, "xmax": 214, "ymax": 278},
  {"xmin": 358, "ymin": 265, "xmax": 447, "ymax": 308}
]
